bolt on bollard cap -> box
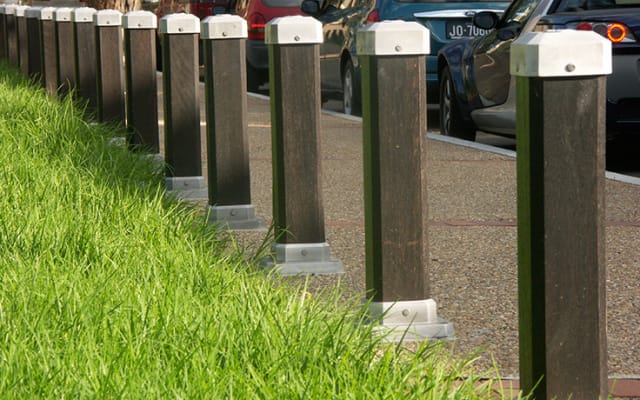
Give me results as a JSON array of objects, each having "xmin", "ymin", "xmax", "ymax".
[
  {"xmin": 265, "ymin": 16, "xmax": 322, "ymax": 45},
  {"xmin": 25, "ymin": 7, "xmax": 43, "ymax": 19},
  {"xmin": 511, "ymin": 30, "xmax": 612, "ymax": 77},
  {"xmin": 40, "ymin": 7, "xmax": 56, "ymax": 21},
  {"xmin": 123, "ymin": 10, "xmax": 157, "ymax": 29},
  {"xmin": 357, "ymin": 20, "xmax": 430, "ymax": 56},
  {"xmin": 54, "ymin": 7, "xmax": 73, "ymax": 22},
  {"xmin": 159, "ymin": 13, "xmax": 200, "ymax": 34},
  {"xmin": 72, "ymin": 7, "xmax": 97, "ymax": 23},
  {"xmin": 201, "ymin": 14, "xmax": 247, "ymax": 40},
  {"xmin": 94, "ymin": 9, "xmax": 122, "ymax": 27}
]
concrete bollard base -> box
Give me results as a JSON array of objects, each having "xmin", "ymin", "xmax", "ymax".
[
  {"xmin": 165, "ymin": 176, "xmax": 208, "ymax": 201},
  {"xmin": 368, "ymin": 299, "xmax": 454, "ymax": 341},
  {"xmin": 207, "ymin": 204, "xmax": 266, "ymax": 231},
  {"xmin": 260, "ymin": 242, "xmax": 344, "ymax": 276}
]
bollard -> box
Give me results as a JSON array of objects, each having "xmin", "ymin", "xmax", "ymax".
[
  {"xmin": 72, "ymin": 7, "xmax": 98, "ymax": 114},
  {"xmin": 160, "ymin": 13, "xmax": 206, "ymax": 200},
  {"xmin": 4, "ymin": 5, "xmax": 17, "ymax": 65},
  {"xmin": 356, "ymin": 21, "xmax": 453, "ymax": 340},
  {"xmin": 511, "ymin": 30, "xmax": 610, "ymax": 400},
  {"xmin": 55, "ymin": 7, "xmax": 75, "ymax": 96},
  {"xmin": 123, "ymin": 10, "xmax": 159, "ymax": 153},
  {"xmin": 94, "ymin": 10, "xmax": 125, "ymax": 125},
  {"xmin": 201, "ymin": 15, "xmax": 265, "ymax": 230},
  {"xmin": 0, "ymin": 6, "xmax": 7, "ymax": 61},
  {"xmin": 261, "ymin": 16, "xmax": 343, "ymax": 275},
  {"xmin": 15, "ymin": 5, "xmax": 28, "ymax": 75},
  {"xmin": 40, "ymin": 7, "xmax": 58, "ymax": 96},
  {"xmin": 25, "ymin": 7, "xmax": 43, "ymax": 82}
]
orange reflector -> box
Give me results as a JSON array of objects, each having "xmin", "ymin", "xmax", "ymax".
[{"xmin": 607, "ymin": 23, "xmax": 626, "ymax": 43}]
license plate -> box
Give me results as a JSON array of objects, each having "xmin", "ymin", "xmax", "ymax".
[{"xmin": 446, "ymin": 21, "xmax": 490, "ymax": 40}]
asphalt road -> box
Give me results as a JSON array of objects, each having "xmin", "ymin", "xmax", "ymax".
[{"xmin": 318, "ymin": 97, "xmax": 640, "ymax": 179}]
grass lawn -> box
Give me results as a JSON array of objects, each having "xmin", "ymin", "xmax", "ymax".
[{"xmin": 0, "ymin": 63, "xmax": 525, "ymax": 399}]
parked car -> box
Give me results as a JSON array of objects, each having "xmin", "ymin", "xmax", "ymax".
[
  {"xmin": 438, "ymin": 0, "xmax": 640, "ymax": 141},
  {"xmin": 300, "ymin": 0, "xmax": 510, "ymax": 115},
  {"xmin": 234, "ymin": 0, "xmax": 307, "ymax": 91}
]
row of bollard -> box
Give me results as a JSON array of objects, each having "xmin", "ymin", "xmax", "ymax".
[{"xmin": 0, "ymin": 4, "xmax": 610, "ymax": 399}]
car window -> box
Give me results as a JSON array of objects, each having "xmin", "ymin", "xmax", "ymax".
[
  {"xmin": 397, "ymin": 0, "xmax": 505, "ymax": 3},
  {"xmin": 499, "ymin": 0, "xmax": 540, "ymax": 26},
  {"xmin": 263, "ymin": 0, "xmax": 304, "ymax": 7},
  {"xmin": 554, "ymin": 0, "xmax": 633, "ymax": 10},
  {"xmin": 320, "ymin": 0, "xmax": 357, "ymax": 10}
]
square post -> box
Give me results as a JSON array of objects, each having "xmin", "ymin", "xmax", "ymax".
[
  {"xmin": 160, "ymin": 13, "xmax": 206, "ymax": 200},
  {"xmin": 55, "ymin": 7, "xmax": 75, "ymax": 97},
  {"xmin": 72, "ymin": 7, "xmax": 98, "ymax": 115},
  {"xmin": 123, "ymin": 11, "xmax": 159, "ymax": 153},
  {"xmin": 15, "ymin": 5, "xmax": 28, "ymax": 75},
  {"xmin": 261, "ymin": 16, "xmax": 343, "ymax": 275},
  {"xmin": 5, "ymin": 5, "xmax": 17, "ymax": 65},
  {"xmin": 25, "ymin": 7, "xmax": 43, "ymax": 83},
  {"xmin": 0, "ymin": 6, "xmax": 8, "ymax": 61},
  {"xmin": 200, "ymin": 15, "xmax": 265, "ymax": 230},
  {"xmin": 40, "ymin": 7, "xmax": 57, "ymax": 95},
  {"xmin": 357, "ymin": 21, "xmax": 452, "ymax": 341},
  {"xmin": 511, "ymin": 30, "xmax": 610, "ymax": 400},
  {"xmin": 94, "ymin": 10, "xmax": 125, "ymax": 125}
]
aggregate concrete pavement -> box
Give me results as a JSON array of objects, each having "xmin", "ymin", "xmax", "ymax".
[{"xmin": 157, "ymin": 77, "xmax": 640, "ymax": 395}]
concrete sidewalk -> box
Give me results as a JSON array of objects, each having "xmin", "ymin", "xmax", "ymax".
[{"xmin": 158, "ymin": 80, "xmax": 640, "ymax": 396}]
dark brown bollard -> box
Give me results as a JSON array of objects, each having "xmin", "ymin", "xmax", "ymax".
[
  {"xmin": 4, "ymin": 5, "xmax": 17, "ymax": 65},
  {"xmin": 40, "ymin": 7, "xmax": 58, "ymax": 96},
  {"xmin": 72, "ymin": 7, "xmax": 98, "ymax": 114},
  {"xmin": 261, "ymin": 16, "xmax": 343, "ymax": 275},
  {"xmin": 201, "ymin": 15, "xmax": 265, "ymax": 231},
  {"xmin": 160, "ymin": 13, "xmax": 207, "ymax": 200},
  {"xmin": 357, "ymin": 21, "xmax": 453, "ymax": 341},
  {"xmin": 94, "ymin": 10, "xmax": 125, "ymax": 125},
  {"xmin": 0, "ymin": 6, "xmax": 8, "ymax": 61},
  {"xmin": 25, "ymin": 7, "xmax": 43, "ymax": 83},
  {"xmin": 123, "ymin": 11, "xmax": 159, "ymax": 153},
  {"xmin": 15, "ymin": 5, "xmax": 28, "ymax": 75},
  {"xmin": 512, "ymin": 30, "xmax": 610, "ymax": 400},
  {"xmin": 55, "ymin": 7, "xmax": 75, "ymax": 97}
]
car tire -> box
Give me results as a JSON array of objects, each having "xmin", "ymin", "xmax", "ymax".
[
  {"xmin": 440, "ymin": 65, "xmax": 476, "ymax": 141},
  {"xmin": 246, "ymin": 63, "xmax": 261, "ymax": 93},
  {"xmin": 342, "ymin": 60, "xmax": 361, "ymax": 116}
]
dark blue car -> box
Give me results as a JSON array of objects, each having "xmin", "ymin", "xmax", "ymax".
[
  {"xmin": 437, "ymin": 0, "xmax": 640, "ymax": 140},
  {"xmin": 301, "ymin": 0, "xmax": 510, "ymax": 115}
]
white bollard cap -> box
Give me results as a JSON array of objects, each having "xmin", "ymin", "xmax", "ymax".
[
  {"xmin": 94, "ymin": 9, "xmax": 122, "ymax": 27},
  {"xmin": 25, "ymin": 7, "xmax": 43, "ymax": 19},
  {"xmin": 54, "ymin": 7, "xmax": 73, "ymax": 22},
  {"xmin": 357, "ymin": 20, "xmax": 429, "ymax": 56},
  {"xmin": 72, "ymin": 7, "xmax": 97, "ymax": 23},
  {"xmin": 4, "ymin": 5, "xmax": 17, "ymax": 15},
  {"xmin": 265, "ymin": 16, "xmax": 322, "ymax": 45},
  {"xmin": 123, "ymin": 10, "xmax": 157, "ymax": 29},
  {"xmin": 159, "ymin": 13, "xmax": 200, "ymax": 34},
  {"xmin": 14, "ymin": 5, "xmax": 29, "ymax": 17},
  {"xmin": 511, "ymin": 30, "xmax": 612, "ymax": 77},
  {"xmin": 40, "ymin": 7, "xmax": 56, "ymax": 21},
  {"xmin": 201, "ymin": 14, "xmax": 247, "ymax": 40}
]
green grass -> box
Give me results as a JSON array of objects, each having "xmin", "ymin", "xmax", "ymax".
[{"xmin": 0, "ymin": 63, "xmax": 524, "ymax": 399}]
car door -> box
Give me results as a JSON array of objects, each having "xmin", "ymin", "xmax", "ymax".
[
  {"xmin": 315, "ymin": 0, "xmax": 365, "ymax": 92},
  {"xmin": 471, "ymin": 0, "xmax": 545, "ymax": 107}
]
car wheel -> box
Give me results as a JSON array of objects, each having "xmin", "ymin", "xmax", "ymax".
[
  {"xmin": 342, "ymin": 60, "xmax": 361, "ymax": 116},
  {"xmin": 440, "ymin": 65, "xmax": 476, "ymax": 141},
  {"xmin": 246, "ymin": 63, "xmax": 261, "ymax": 93}
]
